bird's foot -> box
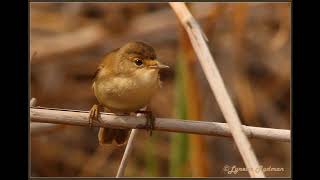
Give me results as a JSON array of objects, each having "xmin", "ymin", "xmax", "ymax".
[
  {"xmin": 89, "ymin": 104, "xmax": 101, "ymax": 128},
  {"xmin": 135, "ymin": 110, "xmax": 155, "ymax": 136}
]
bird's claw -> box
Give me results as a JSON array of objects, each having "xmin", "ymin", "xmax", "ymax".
[
  {"xmin": 136, "ymin": 110, "xmax": 155, "ymax": 136},
  {"xmin": 89, "ymin": 104, "xmax": 100, "ymax": 128},
  {"xmin": 147, "ymin": 112, "xmax": 155, "ymax": 136}
]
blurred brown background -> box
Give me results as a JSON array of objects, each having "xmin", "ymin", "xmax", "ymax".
[{"xmin": 30, "ymin": 2, "xmax": 291, "ymax": 177}]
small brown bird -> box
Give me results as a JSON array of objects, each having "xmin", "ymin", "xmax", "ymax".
[{"xmin": 89, "ymin": 41, "xmax": 169, "ymax": 145}]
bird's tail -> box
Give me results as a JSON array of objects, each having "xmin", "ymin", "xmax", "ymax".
[{"xmin": 98, "ymin": 127, "xmax": 129, "ymax": 145}]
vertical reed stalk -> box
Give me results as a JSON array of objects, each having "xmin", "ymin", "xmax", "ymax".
[{"xmin": 169, "ymin": 3, "xmax": 265, "ymax": 177}]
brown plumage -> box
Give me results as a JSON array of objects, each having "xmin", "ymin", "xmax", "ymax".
[{"xmin": 89, "ymin": 41, "xmax": 169, "ymax": 145}]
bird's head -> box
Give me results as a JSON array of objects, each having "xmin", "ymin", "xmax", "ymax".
[{"xmin": 115, "ymin": 41, "xmax": 169, "ymax": 75}]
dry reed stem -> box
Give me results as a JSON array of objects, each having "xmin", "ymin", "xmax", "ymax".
[
  {"xmin": 30, "ymin": 107, "xmax": 290, "ymax": 142},
  {"xmin": 169, "ymin": 3, "xmax": 265, "ymax": 177},
  {"xmin": 30, "ymin": 98, "xmax": 62, "ymax": 135},
  {"xmin": 116, "ymin": 110, "xmax": 145, "ymax": 177},
  {"xmin": 116, "ymin": 129, "xmax": 138, "ymax": 177},
  {"xmin": 116, "ymin": 107, "xmax": 147, "ymax": 178}
]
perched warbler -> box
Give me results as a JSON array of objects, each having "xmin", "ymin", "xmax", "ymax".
[{"xmin": 89, "ymin": 41, "xmax": 169, "ymax": 145}]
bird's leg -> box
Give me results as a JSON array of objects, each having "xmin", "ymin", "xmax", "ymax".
[
  {"xmin": 135, "ymin": 110, "xmax": 155, "ymax": 136},
  {"xmin": 88, "ymin": 104, "xmax": 101, "ymax": 128}
]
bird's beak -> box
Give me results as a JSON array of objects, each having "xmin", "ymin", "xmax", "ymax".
[{"xmin": 148, "ymin": 62, "xmax": 170, "ymax": 69}]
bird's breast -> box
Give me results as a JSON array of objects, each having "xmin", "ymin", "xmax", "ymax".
[{"xmin": 93, "ymin": 69, "xmax": 160, "ymax": 112}]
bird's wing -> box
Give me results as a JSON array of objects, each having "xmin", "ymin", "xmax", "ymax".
[
  {"xmin": 92, "ymin": 65, "xmax": 103, "ymax": 82},
  {"xmin": 92, "ymin": 47, "xmax": 119, "ymax": 83}
]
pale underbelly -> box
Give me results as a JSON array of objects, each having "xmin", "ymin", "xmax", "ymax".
[{"xmin": 93, "ymin": 76, "xmax": 159, "ymax": 113}]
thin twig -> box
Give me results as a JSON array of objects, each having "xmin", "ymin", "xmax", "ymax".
[
  {"xmin": 30, "ymin": 98, "xmax": 61, "ymax": 134},
  {"xmin": 116, "ymin": 109, "xmax": 146, "ymax": 177},
  {"xmin": 116, "ymin": 129, "xmax": 138, "ymax": 177},
  {"xmin": 30, "ymin": 107, "xmax": 290, "ymax": 142},
  {"xmin": 169, "ymin": 3, "xmax": 265, "ymax": 177}
]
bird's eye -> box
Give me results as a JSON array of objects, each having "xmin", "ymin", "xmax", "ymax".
[{"xmin": 134, "ymin": 59, "xmax": 143, "ymax": 66}]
